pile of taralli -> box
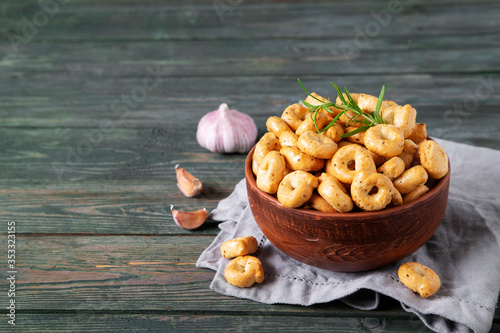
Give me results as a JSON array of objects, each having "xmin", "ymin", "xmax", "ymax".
[
  {"xmin": 252, "ymin": 89, "xmax": 449, "ymax": 213},
  {"xmin": 221, "ymin": 236, "xmax": 264, "ymax": 288}
]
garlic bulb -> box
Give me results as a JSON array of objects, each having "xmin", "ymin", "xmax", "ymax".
[{"xmin": 196, "ymin": 103, "xmax": 257, "ymax": 153}]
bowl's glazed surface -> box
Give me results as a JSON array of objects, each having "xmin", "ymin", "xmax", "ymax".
[{"xmin": 245, "ymin": 145, "xmax": 450, "ymax": 272}]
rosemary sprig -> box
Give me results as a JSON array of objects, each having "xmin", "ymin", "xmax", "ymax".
[{"xmin": 298, "ymin": 79, "xmax": 386, "ymax": 138}]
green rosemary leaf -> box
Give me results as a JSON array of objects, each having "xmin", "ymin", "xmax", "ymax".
[
  {"xmin": 330, "ymin": 82, "xmax": 347, "ymax": 105},
  {"xmin": 322, "ymin": 105, "xmax": 334, "ymax": 114},
  {"xmin": 374, "ymin": 85, "xmax": 386, "ymax": 124},
  {"xmin": 298, "ymin": 79, "xmax": 324, "ymax": 104},
  {"xmin": 374, "ymin": 85, "xmax": 385, "ymax": 114},
  {"xmin": 312, "ymin": 107, "xmax": 321, "ymax": 132},
  {"xmin": 344, "ymin": 88, "xmax": 363, "ymax": 113},
  {"xmin": 298, "ymin": 79, "xmax": 387, "ymax": 137},
  {"xmin": 318, "ymin": 111, "xmax": 345, "ymax": 133},
  {"xmin": 340, "ymin": 125, "xmax": 372, "ymax": 138},
  {"xmin": 301, "ymin": 100, "xmax": 316, "ymax": 108}
]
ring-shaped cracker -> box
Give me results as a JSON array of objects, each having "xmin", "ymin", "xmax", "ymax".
[
  {"xmin": 281, "ymin": 103, "xmax": 309, "ymax": 131},
  {"xmin": 324, "ymin": 122, "xmax": 345, "ymax": 143},
  {"xmin": 403, "ymin": 184, "xmax": 430, "ymax": 204},
  {"xmin": 394, "ymin": 165, "xmax": 428, "ymax": 194},
  {"xmin": 224, "ymin": 255, "xmax": 265, "ymax": 288},
  {"xmin": 383, "ymin": 104, "xmax": 416, "ymax": 138},
  {"xmin": 297, "ymin": 131, "xmax": 338, "ymax": 159},
  {"xmin": 266, "ymin": 116, "xmax": 293, "ymax": 138},
  {"xmin": 377, "ymin": 156, "xmax": 405, "ymax": 180},
  {"xmin": 221, "ymin": 236, "xmax": 259, "ymax": 259},
  {"xmin": 279, "ymin": 131, "xmax": 299, "ymax": 147},
  {"xmin": 351, "ymin": 171, "xmax": 396, "ymax": 211},
  {"xmin": 418, "ymin": 140, "xmax": 449, "ymax": 179},
  {"xmin": 305, "ymin": 92, "xmax": 341, "ymax": 119},
  {"xmin": 306, "ymin": 193, "xmax": 337, "ymax": 213},
  {"xmin": 317, "ymin": 173, "xmax": 353, "ymax": 213},
  {"xmin": 277, "ymin": 170, "xmax": 318, "ymax": 208},
  {"xmin": 364, "ymin": 124, "xmax": 405, "ymax": 158},
  {"xmin": 280, "ymin": 146, "xmax": 325, "ymax": 172},
  {"xmin": 295, "ymin": 111, "xmax": 330, "ymax": 136},
  {"xmin": 408, "ymin": 123, "xmax": 427, "ymax": 144},
  {"xmin": 329, "ymin": 145, "xmax": 376, "ymax": 184},
  {"xmin": 357, "ymin": 93, "xmax": 391, "ymax": 113},
  {"xmin": 256, "ymin": 151, "xmax": 286, "ymax": 194},
  {"xmin": 398, "ymin": 262, "xmax": 441, "ymax": 298},
  {"xmin": 252, "ymin": 132, "xmax": 281, "ymax": 175}
]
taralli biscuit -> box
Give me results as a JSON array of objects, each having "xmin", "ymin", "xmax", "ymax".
[
  {"xmin": 281, "ymin": 103, "xmax": 309, "ymax": 131},
  {"xmin": 391, "ymin": 187, "xmax": 403, "ymax": 206},
  {"xmin": 393, "ymin": 165, "xmax": 428, "ymax": 194},
  {"xmin": 364, "ymin": 124, "xmax": 405, "ymax": 158},
  {"xmin": 297, "ymin": 131, "xmax": 338, "ymax": 159},
  {"xmin": 295, "ymin": 111, "xmax": 330, "ymax": 135},
  {"xmin": 344, "ymin": 126, "xmax": 364, "ymax": 144},
  {"xmin": 329, "ymin": 145, "xmax": 376, "ymax": 184},
  {"xmin": 377, "ymin": 156, "xmax": 405, "ymax": 180},
  {"xmin": 398, "ymin": 262, "xmax": 441, "ymax": 298},
  {"xmin": 252, "ymin": 84, "xmax": 449, "ymax": 213},
  {"xmin": 266, "ymin": 116, "xmax": 293, "ymax": 139},
  {"xmin": 252, "ymin": 132, "xmax": 281, "ymax": 175},
  {"xmin": 280, "ymin": 146, "xmax": 325, "ymax": 172},
  {"xmin": 403, "ymin": 139, "xmax": 418, "ymax": 154},
  {"xmin": 306, "ymin": 193, "xmax": 337, "ymax": 213},
  {"xmin": 368, "ymin": 150, "xmax": 387, "ymax": 167},
  {"xmin": 317, "ymin": 173, "xmax": 353, "ymax": 213},
  {"xmin": 357, "ymin": 93, "xmax": 391, "ymax": 113},
  {"xmin": 324, "ymin": 122, "xmax": 345, "ymax": 143},
  {"xmin": 224, "ymin": 255, "xmax": 264, "ymax": 288},
  {"xmin": 408, "ymin": 123, "xmax": 427, "ymax": 144},
  {"xmin": 418, "ymin": 140, "xmax": 449, "ymax": 179},
  {"xmin": 403, "ymin": 184, "xmax": 430, "ymax": 204},
  {"xmin": 398, "ymin": 151, "xmax": 415, "ymax": 169},
  {"xmin": 351, "ymin": 171, "xmax": 397, "ymax": 211},
  {"xmin": 221, "ymin": 236, "xmax": 259, "ymax": 259},
  {"xmin": 256, "ymin": 151, "xmax": 286, "ymax": 194},
  {"xmin": 336, "ymin": 93, "xmax": 365, "ymax": 126},
  {"xmin": 279, "ymin": 131, "xmax": 299, "ymax": 147},
  {"xmin": 277, "ymin": 170, "xmax": 318, "ymax": 208},
  {"xmin": 305, "ymin": 92, "xmax": 341, "ymax": 118},
  {"xmin": 383, "ymin": 104, "xmax": 416, "ymax": 138}
]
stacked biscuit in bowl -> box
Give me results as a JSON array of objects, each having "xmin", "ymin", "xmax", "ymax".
[{"xmin": 246, "ymin": 88, "xmax": 450, "ymax": 272}]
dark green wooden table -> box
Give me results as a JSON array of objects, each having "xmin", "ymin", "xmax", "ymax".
[{"xmin": 1, "ymin": 0, "xmax": 499, "ymax": 331}]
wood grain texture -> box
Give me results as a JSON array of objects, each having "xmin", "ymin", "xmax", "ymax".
[
  {"xmin": 0, "ymin": 0, "xmax": 499, "ymax": 331},
  {"xmin": 0, "ymin": 313, "xmax": 439, "ymax": 332},
  {"xmin": 2, "ymin": 36, "xmax": 500, "ymax": 79},
  {"xmin": 1, "ymin": 1, "xmax": 499, "ymax": 41}
]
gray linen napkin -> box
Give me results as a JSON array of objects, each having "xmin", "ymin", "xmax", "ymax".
[{"xmin": 196, "ymin": 139, "xmax": 500, "ymax": 333}]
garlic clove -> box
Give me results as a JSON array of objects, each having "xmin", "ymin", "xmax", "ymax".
[
  {"xmin": 196, "ymin": 103, "xmax": 258, "ymax": 153},
  {"xmin": 175, "ymin": 164, "xmax": 203, "ymax": 197},
  {"xmin": 170, "ymin": 205, "xmax": 209, "ymax": 230}
]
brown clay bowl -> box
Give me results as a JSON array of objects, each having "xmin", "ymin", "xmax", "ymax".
[{"xmin": 245, "ymin": 144, "xmax": 450, "ymax": 272}]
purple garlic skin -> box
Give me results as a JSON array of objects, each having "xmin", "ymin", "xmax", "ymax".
[{"xmin": 196, "ymin": 103, "xmax": 258, "ymax": 153}]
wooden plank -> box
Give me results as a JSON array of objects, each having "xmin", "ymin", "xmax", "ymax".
[
  {"xmin": 0, "ymin": 234, "xmax": 375, "ymax": 312},
  {"xmin": 0, "ymin": 312, "xmax": 437, "ymax": 333},
  {"xmin": 1, "ymin": 34, "xmax": 500, "ymax": 79},
  {"xmin": 2, "ymin": 234, "xmax": 497, "ymax": 317},
  {"xmin": 1, "ymin": 75, "xmax": 500, "ymax": 127},
  {"xmin": 0, "ymin": 125, "xmax": 247, "ymax": 234},
  {"xmin": 1, "ymin": 1, "xmax": 499, "ymax": 42},
  {"xmin": 0, "ymin": 184, "xmax": 239, "ymax": 235}
]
